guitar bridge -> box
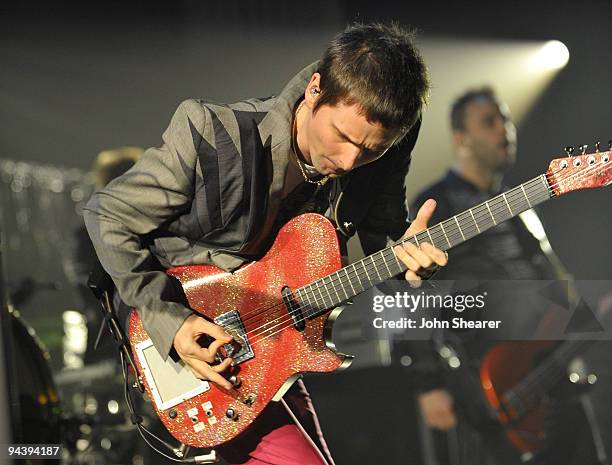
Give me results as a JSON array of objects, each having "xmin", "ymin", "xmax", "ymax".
[{"xmin": 214, "ymin": 310, "xmax": 254, "ymax": 365}]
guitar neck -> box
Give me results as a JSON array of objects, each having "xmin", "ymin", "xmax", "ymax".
[
  {"xmin": 505, "ymin": 339, "xmax": 596, "ymax": 407},
  {"xmin": 297, "ymin": 175, "xmax": 553, "ymax": 319}
]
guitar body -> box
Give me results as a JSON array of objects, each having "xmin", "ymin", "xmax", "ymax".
[
  {"xmin": 480, "ymin": 341, "xmax": 557, "ymax": 453},
  {"xmin": 128, "ymin": 214, "xmax": 352, "ymax": 448}
]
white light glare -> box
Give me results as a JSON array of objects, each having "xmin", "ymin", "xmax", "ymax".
[
  {"xmin": 107, "ymin": 400, "xmax": 120, "ymax": 414},
  {"xmin": 536, "ymin": 40, "xmax": 570, "ymax": 70}
]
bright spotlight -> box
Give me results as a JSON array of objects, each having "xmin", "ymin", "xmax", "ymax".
[{"xmin": 534, "ymin": 40, "xmax": 570, "ymax": 70}]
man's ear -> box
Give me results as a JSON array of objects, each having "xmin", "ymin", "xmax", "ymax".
[
  {"xmin": 453, "ymin": 130, "xmax": 468, "ymax": 148},
  {"xmin": 304, "ymin": 73, "xmax": 321, "ymax": 109},
  {"xmin": 453, "ymin": 130, "xmax": 472, "ymax": 160}
]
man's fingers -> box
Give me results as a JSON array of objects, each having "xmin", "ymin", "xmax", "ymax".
[
  {"xmin": 404, "ymin": 270, "xmax": 422, "ymax": 288},
  {"xmin": 432, "ymin": 414, "xmax": 456, "ymax": 430},
  {"xmin": 210, "ymin": 357, "xmax": 233, "ymax": 373},
  {"xmin": 189, "ymin": 359, "xmax": 233, "ymax": 390},
  {"xmin": 193, "ymin": 345, "xmax": 216, "ymax": 364},
  {"xmin": 174, "ymin": 315, "xmax": 235, "ymax": 390},
  {"xmin": 197, "ymin": 318, "xmax": 233, "ymax": 342},
  {"xmin": 207, "ymin": 339, "xmax": 228, "ymax": 358},
  {"xmin": 419, "ymin": 390, "xmax": 457, "ymax": 430},
  {"xmin": 400, "ymin": 241, "xmax": 434, "ymax": 269},
  {"xmin": 435, "ymin": 409, "xmax": 457, "ymax": 429},
  {"xmin": 195, "ymin": 338, "xmax": 229, "ymax": 364},
  {"xmin": 201, "ymin": 367, "xmax": 232, "ymax": 390},
  {"xmin": 394, "ymin": 241, "xmax": 448, "ymax": 285},
  {"xmin": 421, "ymin": 242, "xmax": 449, "ymax": 267},
  {"xmin": 394, "ymin": 244, "xmax": 420, "ymax": 270},
  {"xmin": 408, "ymin": 198, "xmax": 437, "ymax": 233}
]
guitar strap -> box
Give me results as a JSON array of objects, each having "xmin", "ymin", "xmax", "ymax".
[
  {"xmin": 579, "ymin": 394, "xmax": 609, "ymax": 464},
  {"xmin": 516, "ymin": 209, "xmax": 578, "ymax": 304},
  {"xmin": 280, "ymin": 397, "xmax": 335, "ymax": 465}
]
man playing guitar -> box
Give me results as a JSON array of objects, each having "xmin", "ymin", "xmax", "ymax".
[{"xmin": 84, "ymin": 22, "xmax": 448, "ymax": 464}]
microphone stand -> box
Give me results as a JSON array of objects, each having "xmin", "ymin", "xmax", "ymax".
[{"xmin": 0, "ymin": 226, "xmax": 16, "ymax": 464}]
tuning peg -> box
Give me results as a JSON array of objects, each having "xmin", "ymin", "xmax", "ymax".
[
  {"xmin": 595, "ymin": 141, "xmax": 600, "ymax": 152},
  {"xmin": 564, "ymin": 145, "xmax": 574, "ymax": 156},
  {"xmin": 578, "ymin": 144, "xmax": 588, "ymax": 155},
  {"xmin": 608, "ymin": 140, "xmax": 611, "ymax": 150}
]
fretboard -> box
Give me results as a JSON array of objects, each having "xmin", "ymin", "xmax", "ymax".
[
  {"xmin": 503, "ymin": 339, "xmax": 595, "ymax": 415},
  {"xmin": 296, "ymin": 175, "xmax": 553, "ymax": 319}
]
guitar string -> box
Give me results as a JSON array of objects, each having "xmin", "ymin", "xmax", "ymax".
[
  {"xmin": 245, "ymin": 159, "xmax": 609, "ymax": 344},
  {"xmin": 237, "ymin": 155, "xmax": 607, "ymax": 334},
  {"xmin": 237, "ymin": 158, "xmax": 609, "ymax": 345},
  {"xmin": 234, "ymin": 155, "xmax": 607, "ymax": 334},
  {"xmin": 236, "ymin": 157, "xmax": 608, "ymax": 338},
  {"xmin": 231, "ymin": 178, "xmax": 549, "ymax": 338},
  {"xmin": 502, "ymin": 343, "xmax": 584, "ymax": 415},
  {"xmin": 240, "ymin": 166, "xmax": 608, "ymax": 350},
  {"xmin": 234, "ymin": 158, "xmax": 609, "ymax": 342},
  {"xmin": 503, "ymin": 340, "xmax": 595, "ymax": 411},
  {"xmin": 247, "ymin": 189, "xmax": 557, "ymax": 346},
  {"xmin": 237, "ymin": 176, "xmax": 547, "ymax": 331}
]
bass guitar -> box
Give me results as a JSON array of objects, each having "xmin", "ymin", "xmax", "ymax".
[{"xmin": 480, "ymin": 339, "xmax": 596, "ymax": 454}]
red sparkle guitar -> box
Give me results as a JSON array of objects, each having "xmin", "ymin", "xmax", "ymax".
[{"xmin": 128, "ymin": 150, "xmax": 610, "ymax": 448}]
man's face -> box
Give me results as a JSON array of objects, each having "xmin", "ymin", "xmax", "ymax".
[
  {"xmin": 456, "ymin": 99, "xmax": 517, "ymax": 173},
  {"xmin": 304, "ymin": 101, "xmax": 399, "ymax": 177}
]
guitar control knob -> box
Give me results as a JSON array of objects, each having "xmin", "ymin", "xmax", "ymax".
[
  {"xmin": 228, "ymin": 375, "xmax": 241, "ymax": 387},
  {"xmin": 343, "ymin": 221, "xmax": 356, "ymax": 236},
  {"xmin": 243, "ymin": 393, "xmax": 257, "ymax": 405},
  {"xmin": 226, "ymin": 408, "xmax": 239, "ymax": 421}
]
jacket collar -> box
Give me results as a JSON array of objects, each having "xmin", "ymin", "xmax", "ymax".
[{"xmin": 259, "ymin": 62, "xmax": 317, "ymax": 196}]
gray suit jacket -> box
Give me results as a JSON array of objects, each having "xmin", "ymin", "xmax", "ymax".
[{"xmin": 84, "ymin": 63, "xmax": 421, "ymax": 358}]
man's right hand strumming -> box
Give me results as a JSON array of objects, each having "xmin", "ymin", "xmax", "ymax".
[{"xmin": 173, "ymin": 314, "xmax": 234, "ymax": 390}]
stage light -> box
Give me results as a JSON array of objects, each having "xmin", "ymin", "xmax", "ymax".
[
  {"xmin": 107, "ymin": 399, "xmax": 120, "ymax": 414},
  {"xmin": 534, "ymin": 40, "xmax": 570, "ymax": 70},
  {"xmin": 395, "ymin": 38, "xmax": 573, "ymax": 208},
  {"xmin": 345, "ymin": 37, "xmax": 572, "ymax": 250}
]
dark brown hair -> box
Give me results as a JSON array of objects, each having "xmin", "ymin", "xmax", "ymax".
[
  {"xmin": 315, "ymin": 22, "xmax": 430, "ymax": 138},
  {"xmin": 450, "ymin": 86, "xmax": 499, "ymax": 131}
]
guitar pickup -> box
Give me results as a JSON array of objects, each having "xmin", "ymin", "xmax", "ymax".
[{"xmin": 214, "ymin": 310, "xmax": 254, "ymax": 365}]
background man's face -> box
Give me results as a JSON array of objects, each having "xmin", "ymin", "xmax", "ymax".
[{"xmin": 458, "ymin": 99, "xmax": 517, "ymax": 173}]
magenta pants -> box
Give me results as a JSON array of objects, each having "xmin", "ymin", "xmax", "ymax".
[{"xmin": 218, "ymin": 380, "xmax": 334, "ymax": 465}]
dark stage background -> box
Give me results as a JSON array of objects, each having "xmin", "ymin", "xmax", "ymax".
[{"xmin": 0, "ymin": 1, "xmax": 610, "ymax": 464}]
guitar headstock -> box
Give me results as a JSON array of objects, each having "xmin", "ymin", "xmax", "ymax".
[{"xmin": 546, "ymin": 146, "xmax": 611, "ymax": 196}]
